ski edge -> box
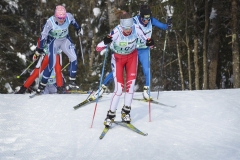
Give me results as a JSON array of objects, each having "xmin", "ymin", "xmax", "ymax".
[{"xmin": 114, "ymin": 121, "xmax": 148, "ymax": 136}]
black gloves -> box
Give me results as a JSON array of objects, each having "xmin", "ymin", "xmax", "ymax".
[
  {"xmin": 76, "ymin": 28, "xmax": 83, "ymax": 36},
  {"xmin": 103, "ymin": 35, "xmax": 113, "ymax": 45},
  {"xmin": 146, "ymin": 38, "xmax": 154, "ymax": 46},
  {"xmin": 36, "ymin": 48, "xmax": 44, "ymax": 54},
  {"xmin": 167, "ymin": 16, "xmax": 172, "ymax": 30}
]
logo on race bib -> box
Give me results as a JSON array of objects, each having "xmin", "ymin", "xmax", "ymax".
[{"xmin": 119, "ymin": 42, "xmax": 127, "ymax": 46}]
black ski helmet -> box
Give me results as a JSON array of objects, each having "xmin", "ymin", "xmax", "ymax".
[{"xmin": 140, "ymin": 5, "xmax": 152, "ymax": 19}]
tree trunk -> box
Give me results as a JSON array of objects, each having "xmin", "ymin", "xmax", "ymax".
[
  {"xmin": 231, "ymin": 0, "xmax": 240, "ymax": 88},
  {"xmin": 190, "ymin": 0, "xmax": 200, "ymax": 90},
  {"xmin": 174, "ymin": 31, "xmax": 185, "ymax": 90},
  {"xmin": 88, "ymin": 0, "xmax": 95, "ymax": 69},
  {"xmin": 107, "ymin": 0, "xmax": 117, "ymax": 30},
  {"xmin": 202, "ymin": 0, "xmax": 211, "ymax": 89},
  {"xmin": 185, "ymin": 0, "xmax": 192, "ymax": 90},
  {"xmin": 208, "ymin": 0, "xmax": 221, "ymax": 89}
]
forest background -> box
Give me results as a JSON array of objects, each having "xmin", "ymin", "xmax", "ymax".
[{"xmin": 0, "ymin": 0, "xmax": 239, "ymax": 93}]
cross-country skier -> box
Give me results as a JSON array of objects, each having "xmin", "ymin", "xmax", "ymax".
[
  {"xmin": 35, "ymin": 5, "xmax": 83, "ymax": 94},
  {"xmin": 96, "ymin": 10, "xmax": 154, "ymax": 127},
  {"xmin": 15, "ymin": 38, "xmax": 65, "ymax": 94},
  {"xmin": 133, "ymin": 5, "xmax": 172, "ymax": 100}
]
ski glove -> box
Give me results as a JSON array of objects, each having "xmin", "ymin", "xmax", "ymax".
[
  {"xmin": 146, "ymin": 38, "xmax": 154, "ymax": 46},
  {"xmin": 36, "ymin": 48, "xmax": 44, "ymax": 54},
  {"xmin": 32, "ymin": 52, "xmax": 40, "ymax": 61},
  {"xmin": 76, "ymin": 28, "xmax": 83, "ymax": 36},
  {"xmin": 103, "ymin": 35, "xmax": 112, "ymax": 45},
  {"xmin": 167, "ymin": 16, "xmax": 172, "ymax": 30}
]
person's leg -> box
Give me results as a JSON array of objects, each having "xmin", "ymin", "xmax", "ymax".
[
  {"xmin": 16, "ymin": 55, "xmax": 49, "ymax": 94},
  {"xmin": 104, "ymin": 53, "xmax": 125, "ymax": 127},
  {"xmin": 36, "ymin": 41, "xmax": 57, "ymax": 93},
  {"xmin": 88, "ymin": 72, "xmax": 114, "ymax": 101},
  {"xmin": 61, "ymin": 37, "xmax": 78, "ymax": 89},
  {"xmin": 138, "ymin": 48, "xmax": 151, "ymax": 86},
  {"xmin": 138, "ymin": 48, "xmax": 152, "ymax": 100},
  {"xmin": 103, "ymin": 72, "xmax": 114, "ymax": 86},
  {"xmin": 122, "ymin": 50, "xmax": 138, "ymax": 122},
  {"xmin": 55, "ymin": 54, "xmax": 63, "ymax": 87}
]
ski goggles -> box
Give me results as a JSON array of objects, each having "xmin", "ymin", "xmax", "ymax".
[
  {"xmin": 121, "ymin": 26, "xmax": 133, "ymax": 30},
  {"xmin": 142, "ymin": 17, "xmax": 151, "ymax": 22},
  {"xmin": 57, "ymin": 16, "xmax": 66, "ymax": 20}
]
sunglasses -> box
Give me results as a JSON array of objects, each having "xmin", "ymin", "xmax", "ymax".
[{"xmin": 57, "ymin": 17, "xmax": 66, "ymax": 20}]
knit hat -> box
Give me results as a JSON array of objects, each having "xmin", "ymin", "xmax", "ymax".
[
  {"xmin": 120, "ymin": 18, "xmax": 133, "ymax": 28},
  {"xmin": 140, "ymin": 5, "xmax": 152, "ymax": 19},
  {"xmin": 55, "ymin": 5, "xmax": 67, "ymax": 18}
]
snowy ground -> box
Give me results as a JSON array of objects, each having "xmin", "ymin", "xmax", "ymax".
[{"xmin": 0, "ymin": 89, "xmax": 240, "ymax": 160}]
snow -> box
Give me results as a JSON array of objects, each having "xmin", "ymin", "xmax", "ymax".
[
  {"xmin": 93, "ymin": 8, "xmax": 101, "ymax": 17},
  {"xmin": 210, "ymin": 8, "xmax": 217, "ymax": 19},
  {"xmin": 17, "ymin": 53, "xmax": 26, "ymax": 63},
  {"xmin": 1, "ymin": 89, "xmax": 240, "ymax": 160}
]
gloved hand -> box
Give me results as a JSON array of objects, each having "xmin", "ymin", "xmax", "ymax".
[
  {"xmin": 146, "ymin": 38, "xmax": 154, "ymax": 46},
  {"xmin": 32, "ymin": 51, "xmax": 40, "ymax": 61},
  {"xmin": 76, "ymin": 28, "xmax": 83, "ymax": 36},
  {"xmin": 167, "ymin": 16, "xmax": 172, "ymax": 30},
  {"xmin": 103, "ymin": 35, "xmax": 112, "ymax": 45},
  {"xmin": 36, "ymin": 47, "xmax": 45, "ymax": 54}
]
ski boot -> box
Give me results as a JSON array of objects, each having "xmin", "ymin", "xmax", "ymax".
[
  {"xmin": 36, "ymin": 83, "xmax": 46, "ymax": 94},
  {"xmin": 68, "ymin": 77, "xmax": 80, "ymax": 90},
  {"xmin": 15, "ymin": 85, "xmax": 27, "ymax": 94},
  {"xmin": 121, "ymin": 105, "xmax": 131, "ymax": 123},
  {"xmin": 104, "ymin": 110, "xmax": 116, "ymax": 127},
  {"xmin": 143, "ymin": 86, "xmax": 152, "ymax": 101},
  {"xmin": 57, "ymin": 86, "xmax": 66, "ymax": 94},
  {"xmin": 88, "ymin": 84, "xmax": 107, "ymax": 101}
]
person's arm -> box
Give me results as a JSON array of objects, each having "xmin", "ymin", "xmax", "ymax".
[
  {"xmin": 151, "ymin": 17, "xmax": 168, "ymax": 30},
  {"xmin": 96, "ymin": 28, "xmax": 119, "ymax": 52},
  {"xmin": 39, "ymin": 19, "xmax": 52, "ymax": 49},
  {"xmin": 135, "ymin": 24, "xmax": 148, "ymax": 41},
  {"xmin": 135, "ymin": 24, "xmax": 154, "ymax": 46},
  {"xmin": 68, "ymin": 13, "xmax": 82, "ymax": 35},
  {"xmin": 68, "ymin": 13, "xmax": 81, "ymax": 30}
]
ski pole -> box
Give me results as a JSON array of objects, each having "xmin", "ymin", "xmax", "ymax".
[
  {"xmin": 79, "ymin": 36, "xmax": 85, "ymax": 65},
  {"xmin": 148, "ymin": 48, "xmax": 152, "ymax": 122},
  {"xmin": 61, "ymin": 62, "xmax": 70, "ymax": 71},
  {"xmin": 91, "ymin": 45, "xmax": 109, "ymax": 128},
  {"xmin": 16, "ymin": 58, "xmax": 38, "ymax": 78}
]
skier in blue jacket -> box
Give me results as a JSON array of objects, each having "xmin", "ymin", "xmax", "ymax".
[{"xmin": 133, "ymin": 5, "xmax": 172, "ymax": 100}]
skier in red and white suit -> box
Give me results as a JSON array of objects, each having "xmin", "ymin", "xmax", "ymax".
[{"xmin": 96, "ymin": 11, "xmax": 154, "ymax": 127}]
